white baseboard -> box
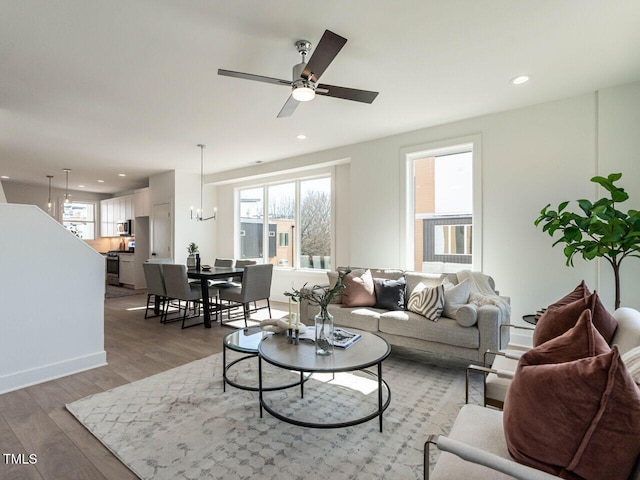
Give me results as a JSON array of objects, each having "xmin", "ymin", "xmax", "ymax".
[{"xmin": 0, "ymin": 351, "xmax": 107, "ymax": 395}]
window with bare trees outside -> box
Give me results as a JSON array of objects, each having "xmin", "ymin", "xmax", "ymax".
[{"xmin": 237, "ymin": 175, "xmax": 332, "ymax": 270}]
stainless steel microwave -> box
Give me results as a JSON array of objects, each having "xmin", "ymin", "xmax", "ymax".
[{"xmin": 116, "ymin": 220, "xmax": 132, "ymax": 236}]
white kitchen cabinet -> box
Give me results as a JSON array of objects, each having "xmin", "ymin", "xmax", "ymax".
[
  {"xmin": 100, "ymin": 195, "xmax": 134, "ymax": 237},
  {"xmin": 134, "ymin": 187, "xmax": 150, "ymax": 217},
  {"xmin": 119, "ymin": 254, "xmax": 135, "ymax": 285}
]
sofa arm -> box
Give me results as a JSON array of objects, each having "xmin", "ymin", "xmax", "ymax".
[
  {"xmin": 476, "ymin": 305, "xmax": 509, "ymax": 364},
  {"xmin": 425, "ymin": 435, "xmax": 561, "ymax": 480}
]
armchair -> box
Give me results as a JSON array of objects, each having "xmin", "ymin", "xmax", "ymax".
[{"xmin": 426, "ymin": 404, "xmax": 640, "ymax": 480}]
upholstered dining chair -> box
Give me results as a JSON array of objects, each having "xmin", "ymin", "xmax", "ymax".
[
  {"xmin": 234, "ymin": 259, "xmax": 257, "ymax": 268},
  {"xmin": 142, "ymin": 262, "xmax": 167, "ymax": 322},
  {"xmin": 161, "ymin": 264, "xmax": 206, "ymax": 329},
  {"xmin": 218, "ymin": 263, "xmax": 273, "ymax": 327}
]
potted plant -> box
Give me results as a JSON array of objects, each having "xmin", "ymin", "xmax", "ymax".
[
  {"xmin": 534, "ymin": 173, "xmax": 640, "ymax": 309},
  {"xmin": 186, "ymin": 242, "xmax": 199, "ymax": 269},
  {"xmin": 286, "ymin": 268, "xmax": 351, "ymax": 355}
]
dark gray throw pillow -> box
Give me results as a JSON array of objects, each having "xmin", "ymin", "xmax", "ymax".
[{"xmin": 373, "ymin": 277, "xmax": 406, "ymax": 311}]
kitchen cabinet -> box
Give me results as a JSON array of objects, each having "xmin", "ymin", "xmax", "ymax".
[
  {"xmin": 134, "ymin": 187, "xmax": 150, "ymax": 217},
  {"xmin": 119, "ymin": 254, "xmax": 135, "ymax": 285},
  {"xmin": 100, "ymin": 194, "xmax": 134, "ymax": 237}
]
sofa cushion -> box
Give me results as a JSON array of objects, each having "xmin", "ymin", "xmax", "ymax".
[
  {"xmin": 379, "ymin": 311, "xmax": 479, "ymax": 349},
  {"xmin": 443, "ymin": 278, "xmax": 470, "ymax": 318},
  {"xmin": 504, "ymin": 315, "xmax": 640, "ymax": 480},
  {"xmin": 404, "ymin": 271, "xmax": 445, "ymax": 299},
  {"xmin": 533, "ymin": 292, "xmax": 617, "ymax": 347},
  {"xmin": 373, "ymin": 276, "xmax": 406, "ymax": 311},
  {"xmin": 326, "ymin": 303, "xmax": 381, "ymax": 332},
  {"xmin": 407, "ymin": 282, "xmax": 444, "ymax": 321},
  {"xmin": 342, "ymin": 269, "xmax": 376, "ymax": 307}
]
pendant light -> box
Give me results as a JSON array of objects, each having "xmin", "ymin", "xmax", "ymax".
[
  {"xmin": 63, "ymin": 168, "xmax": 71, "ymax": 203},
  {"xmin": 46, "ymin": 175, "xmax": 54, "ymax": 213},
  {"xmin": 190, "ymin": 144, "xmax": 217, "ymax": 221}
]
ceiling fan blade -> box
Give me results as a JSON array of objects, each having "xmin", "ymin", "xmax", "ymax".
[
  {"xmin": 218, "ymin": 69, "xmax": 291, "ymax": 87},
  {"xmin": 315, "ymin": 84, "xmax": 379, "ymax": 104},
  {"xmin": 301, "ymin": 30, "xmax": 347, "ymax": 82},
  {"xmin": 277, "ymin": 95, "xmax": 300, "ymax": 118}
]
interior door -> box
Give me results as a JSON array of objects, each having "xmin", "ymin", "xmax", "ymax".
[{"xmin": 151, "ymin": 202, "xmax": 172, "ymax": 260}]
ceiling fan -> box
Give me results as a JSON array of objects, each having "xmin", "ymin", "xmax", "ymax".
[{"xmin": 218, "ymin": 29, "xmax": 379, "ymax": 118}]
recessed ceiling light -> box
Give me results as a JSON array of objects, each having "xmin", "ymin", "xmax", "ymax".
[
  {"xmin": 511, "ymin": 75, "xmax": 530, "ymax": 85},
  {"xmin": 97, "ymin": 179, "xmax": 104, "ymax": 183},
  {"xmin": 78, "ymin": 184, "xmax": 86, "ymax": 188},
  {"xmin": 1, "ymin": 175, "xmax": 9, "ymax": 179},
  {"xmin": 296, "ymin": 134, "xmax": 307, "ymax": 140},
  {"xmin": 118, "ymin": 173, "xmax": 126, "ymax": 177}
]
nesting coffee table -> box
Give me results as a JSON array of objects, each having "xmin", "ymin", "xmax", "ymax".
[
  {"xmin": 258, "ymin": 329, "xmax": 391, "ymax": 431},
  {"xmin": 222, "ymin": 326, "xmax": 308, "ymax": 392}
]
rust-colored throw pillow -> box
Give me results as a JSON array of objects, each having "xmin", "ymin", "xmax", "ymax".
[
  {"xmin": 342, "ymin": 269, "xmax": 376, "ymax": 308},
  {"xmin": 504, "ymin": 315, "xmax": 640, "ymax": 480},
  {"xmin": 549, "ymin": 280, "xmax": 592, "ymax": 308},
  {"xmin": 533, "ymin": 291, "xmax": 617, "ymax": 347}
]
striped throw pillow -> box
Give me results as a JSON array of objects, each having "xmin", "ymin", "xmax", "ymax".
[
  {"xmin": 408, "ymin": 282, "xmax": 444, "ymax": 321},
  {"xmin": 622, "ymin": 346, "xmax": 640, "ymax": 385}
]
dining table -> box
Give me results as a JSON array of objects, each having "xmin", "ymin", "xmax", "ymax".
[{"xmin": 187, "ymin": 267, "xmax": 244, "ymax": 328}]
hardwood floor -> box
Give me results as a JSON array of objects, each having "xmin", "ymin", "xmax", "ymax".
[{"xmin": 0, "ymin": 293, "xmax": 282, "ymax": 480}]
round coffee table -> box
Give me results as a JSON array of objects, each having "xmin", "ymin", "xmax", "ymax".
[
  {"xmin": 258, "ymin": 329, "xmax": 391, "ymax": 431},
  {"xmin": 223, "ymin": 326, "xmax": 309, "ymax": 392}
]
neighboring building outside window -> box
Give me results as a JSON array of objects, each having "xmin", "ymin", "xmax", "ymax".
[{"xmin": 237, "ymin": 176, "xmax": 331, "ymax": 270}]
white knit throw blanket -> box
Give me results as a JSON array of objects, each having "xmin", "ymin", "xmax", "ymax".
[{"xmin": 457, "ymin": 270, "xmax": 511, "ymax": 317}]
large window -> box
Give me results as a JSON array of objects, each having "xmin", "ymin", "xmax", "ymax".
[
  {"xmin": 409, "ymin": 147, "xmax": 473, "ymax": 273},
  {"xmin": 237, "ymin": 176, "xmax": 331, "ymax": 270},
  {"xmin": 62, "ymin": 201, "xmax": 96, "ymax": 240}
]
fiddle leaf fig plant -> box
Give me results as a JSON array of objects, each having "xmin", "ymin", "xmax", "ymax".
[{"xmin": 534, "ymin": 173, "xmax": 640, "ymax": 309}]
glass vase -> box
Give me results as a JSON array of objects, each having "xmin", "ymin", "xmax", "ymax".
[{"xmin": 314, "ymin": 309, "xmax": 334, "ymax": 355}]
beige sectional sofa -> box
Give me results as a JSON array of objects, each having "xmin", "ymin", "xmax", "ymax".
[{"xmin": 299, "ymin": 267, "xmax": 510, "ymax": 363}]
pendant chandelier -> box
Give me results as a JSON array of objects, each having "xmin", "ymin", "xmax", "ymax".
[
  {"xmin": 46, "ymin": 175, "xmax": 54, "ymax": 214},
  {"xmin": 63, "ymin": 168, "xmax": 71, "ymax": 203},
  {"xmin": 191, "ymin": 144, "xmax": 217, "ymax": 221}
]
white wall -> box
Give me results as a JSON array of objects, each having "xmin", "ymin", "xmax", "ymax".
[
  {"xmin": 597, "ymin": 82, "xmax": 640, "ymax": 309},
  {"xmin": 0, "ymin": 204, "xmax": 106, "ymax": 394},
  {"xmin": 210, "ymin": 81, "xmax": 640, "ymax": 343}
]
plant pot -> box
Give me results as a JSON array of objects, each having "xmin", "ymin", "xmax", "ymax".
[
  {"xmin": 186, "ymin": 254, "xmax": 196, "ymax": 269},
  {"xmin": 314, "ymin": 309, "xmax": 334, "ymax": 355}
]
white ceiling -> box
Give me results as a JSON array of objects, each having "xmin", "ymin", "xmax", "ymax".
[{"xmin": 2, "ymin": 0, "xmax": 639, "ymax": 194}]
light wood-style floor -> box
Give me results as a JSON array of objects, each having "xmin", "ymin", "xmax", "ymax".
[{"xmin": 0, "ymin": 293, "xmax": 282, "ymax": 480}]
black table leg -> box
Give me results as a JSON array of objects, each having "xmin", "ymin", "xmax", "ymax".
[
  {"xmin": 259, "ymin": 356, "xmax": 263, "ymax": 418},
  {"xmin": 200, "ymin": 278, "xmax": 211, "ymax": 328},
  {"xmin": 378, "ymin": 361, "xmax": 383, "ymax": 432},
  {"xmin": 222, "ymin": 344, "xmax": 227, "ymax": 392}
]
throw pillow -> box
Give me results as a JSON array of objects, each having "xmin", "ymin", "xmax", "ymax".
[
  {"xmin": 549, "ymin": 280, "xmax": 592, "ymax": 308},
  {"xmin": 622, "ymin": 346, "xmax": 640, "ymax": 385},
  {"xmin": 503, "ymin": 344, "xmax": 640, "ymax": 480},
  {"xmin": 455, "ymin": 304, "xmax": 478, "ymax": 327},
  {"xmin": 525, "ymin": 310, "xmax": 610, "ymax": 364},
  {"xmin": 407, "ymin": 282, "xmax": 444, "ymax": 321},
  {"xmin": 533, "ymin": 291, "xmax": 617, "ymax": 347},
  {"xmin": 342, "ymin": 269, "xmax": 376, "ymax": 308},
  {"xmin": 442, "ymin": 278, "xmax": 470, "ymax": 318},
  {"xmin": 373, "ymin": 277, "xmax": 406, "ymax": 311}
]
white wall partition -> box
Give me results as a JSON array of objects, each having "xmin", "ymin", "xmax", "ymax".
[
  {"xmin": 0, "ymin": 180, "xmax": 6, "ymax": 203},
  {"xmin": 0, "ymin": 204, "xmax": 106, "ymax": 394}
]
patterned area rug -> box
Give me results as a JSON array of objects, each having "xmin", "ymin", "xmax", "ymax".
[{"xmin": 66, "ymin": 349, "xmax": 482, "ymax": 480}]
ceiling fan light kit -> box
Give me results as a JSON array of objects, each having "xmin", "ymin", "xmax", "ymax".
[{"xmin": 218, "ymin": 29, "xmax": 378, "ymax": 117}]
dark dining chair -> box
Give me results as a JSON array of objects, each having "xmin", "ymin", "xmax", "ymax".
[
  {"xmin": 142, "ymin": 262, "xmax": 167, "ymax": 322},
  {"xmin": 218, "ymin": 263, "xmax": 273, "ymax": 327},
  {"xmin": 161, "ymin": 264, "xmax": 206, "ymax": 329}
]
